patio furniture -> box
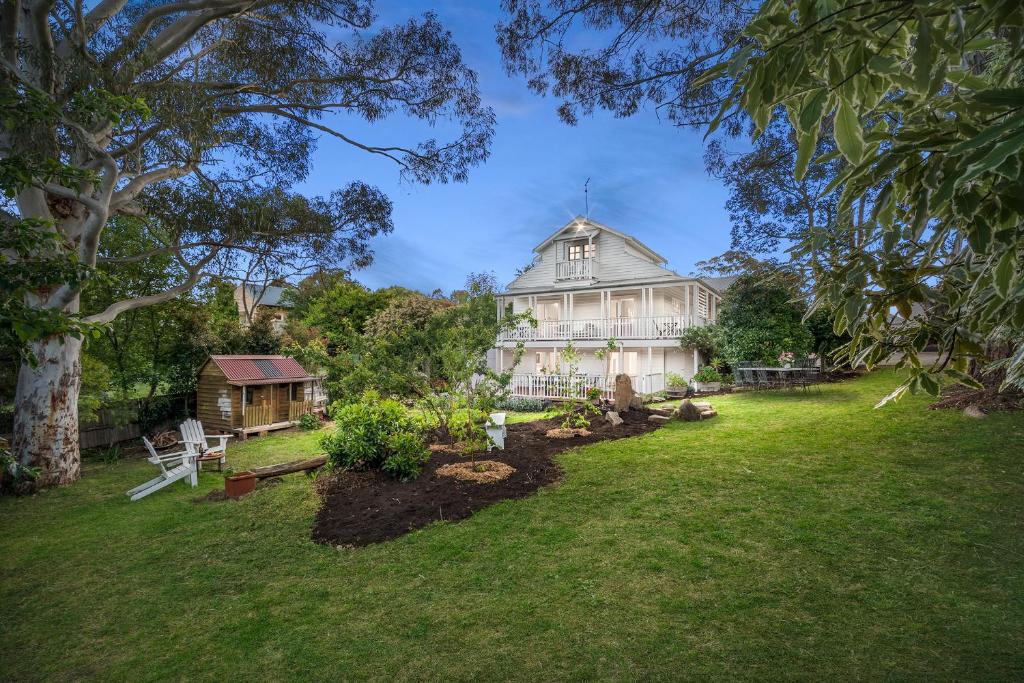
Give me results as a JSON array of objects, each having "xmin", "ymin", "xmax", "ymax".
[
  {"xmin": 486, "ymin": 412, "xmax": 507, "ymax": 451},
  {"xmin": 127, "ymin": 437, "xmax": 198, "ymax": 501},
  {"xmin": 179, "ymin": 418, "xmax": 232, "ymax": 471}
]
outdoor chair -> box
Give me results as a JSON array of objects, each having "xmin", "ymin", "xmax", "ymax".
[
  {"xmin": 179, "ymin": 418, "xmax": 232, "ymax": 471},
  {"xmin": 755, "ymin": 368, "xmax": 776, "ymax": 391},
  {"xmin": 127, "ymin": 437, "xmax": 198, "ymax": 501}
]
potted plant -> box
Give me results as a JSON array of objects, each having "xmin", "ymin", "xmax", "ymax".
[
  {"xmin": 691, "ymin": 366, "xmax": 723, "ymax": 392},
  {"xmin": 665, "ymin": 372, "xmax": 688, "ymax": 398},
  {"xmin": 223, "ymin": 467, "xmax": 257, "ymax": 499}
]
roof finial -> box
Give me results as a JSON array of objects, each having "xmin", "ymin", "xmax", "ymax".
[{"xmin": 584, "ymin": 177, "xmax": 590, "ymax": 220}]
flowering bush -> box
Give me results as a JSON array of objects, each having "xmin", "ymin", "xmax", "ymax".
[{"xmin": 778, "ymin": 352, "xmax": 795, "ymax": 365}]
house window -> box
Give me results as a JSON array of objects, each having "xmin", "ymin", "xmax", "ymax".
[
  {"xmin": 567, "ymin": 242, "xmax": 593, "ymax": 261},
  {"xmin": 243, "ymin": 386, "xmax": 254, "ymax": 405},
  {"xmin": 609, "ymin": 352, "xmax": 639, "ymax": 376},
  {"xmin": 290, "ymin": 383, "xmax": 300, "ymax": 401}
]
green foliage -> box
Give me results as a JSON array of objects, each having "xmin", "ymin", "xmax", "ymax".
[
  {"xmin": 705, "ymin": 0, "xmax": 1024, "ymax": 399},
  {"xmin": 379, "ymin": 431, "xmax": 431, "ymax": 482},
  {"xmin": 552, "ymin": 341, "xmax": 602, "ymax": 430},
  {"xmin": 0, "ymin": 447, "xmax": 40, "ymax": 495},
  {"xmin": 321, "ymin": 392, "xmax": 428, "ymax": 481},
  {"xmin": 717, "ymin": 274, "xmax": 813, "ymax": 367},
  {"xmin": 298, "ymin": 412, "xmax": 322, "ymax": 431},
  {"xmin": 665, "ymin": 372, "xmax": 688, "ymax": 389},
  {"xmin": 493, "ymin": 396, "xmax": 546, "ymax": 412},
  {"xmin": 678, "ymin": 324, "xmax": 724, "ymax": 364},
  {"xmin": 692, "ymin": 366, "xmax": 724, "ymax": 384},
  {"xmin": 78, "ymin": 354, "xmax": 114, "ymax": 424},
  {"xmin": 0, "ymin": 220, "xmax": 96, "ymax": 364}
]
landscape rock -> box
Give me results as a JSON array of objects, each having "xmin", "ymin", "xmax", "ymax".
[
  {"xmin": 614, "ymin": 374, "xmax": 634, "ymax": 412},
  {"xmin": 699, "ymin": 410, "xmax": 718, "ymax": 420},
  {"xmin": 629, "ymin": 396, "xmax": 645, "ymax": 410},
  {"xmin": 648, "ymin": 414, "xmax": 671, "ymax": 424},
  {"xmin": 605, "ymin": 411, "xmax": 623, "ymax": 426},
  {"xmin": 647, "ymin": 407, "xmax": 673, "ymax": 417},
  {"xmin": 964, "ymin": 405, "xmax": 986, "ymax": 419},
  {"xmin": 675, "ymin": 400, "xmax": 702, "ymax": 422}
]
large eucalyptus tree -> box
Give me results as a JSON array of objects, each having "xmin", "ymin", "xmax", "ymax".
[{"xmin": 1, "ymin": 1, "xmax": 493, "ymax": 487}]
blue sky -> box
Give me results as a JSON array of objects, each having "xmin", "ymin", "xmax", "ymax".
[{"xmin": 294, "ymin": 1, "xmax": 734, "ymax": 293}]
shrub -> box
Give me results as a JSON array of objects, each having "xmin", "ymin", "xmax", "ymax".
[
  {"xmin": 381, "ymin": 432, "xmax": 431, "ymax": 481},
  {"xmin": 493, "ymin": 396, "xmax": 546, "ymax": 412},
  {"xmin": 665, "ymin": 372, "xmax": 687, "ymax": 389},
  {"xmin": 298, "ymin": 412, "xmax": 322, "ymax": 431},
  {"xmin": 693, "ymin": 366, "xmax": 723, "ymax": 383},
  {"xmin": 320, "ymin": 392, "xmax": 429, "ymax": 480}
]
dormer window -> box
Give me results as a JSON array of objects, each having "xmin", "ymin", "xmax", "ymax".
[{"xmin": 567, "ymin": 241, "xmax": 594, "ymax": 261}]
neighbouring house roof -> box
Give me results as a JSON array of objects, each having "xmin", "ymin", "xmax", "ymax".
[
  {"xmin": 207, "ymin": 355, "xmax": 315, "ymax": 386},
  {"xmin": 702, "ymin": 276, "xmax": 738, "ymax": 294},
  {"xmin": 238, "ymin": 284, "xmax": 292, "ymax": 308},
  {"xmin": 533, "ymin": 216, "xmax": 668, "ymax": 265}
]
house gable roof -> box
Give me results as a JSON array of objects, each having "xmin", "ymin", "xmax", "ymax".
[
  {"xmin": 206, "ymin": 355, "xmax": 315, "ymax": 385},
  {"xmin": 532, "ymin": 216, "xmax": 667, "ymax": 265}
]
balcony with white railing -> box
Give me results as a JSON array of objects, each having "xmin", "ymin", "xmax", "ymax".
[
  {"xmin": 498, "ymin": 315, "xmax": 705, "ymax": 342},
  {"xmin": 555, "ymin": 258, "xmax": 595, "ymax": 281},
  {"xmin": 508, "ymin": 373, "xmax": 665, "ymax": 400}
]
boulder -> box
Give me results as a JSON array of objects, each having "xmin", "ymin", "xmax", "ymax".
[
  {"xmin": 648, "ymin": 414, "xmax": 671, "ymax": 424},
  {"xmin": 629, "ymin": 396, "xmax": 645, "ymax": 410},
  {"xmin": 647, "ymin": 407, "xmax": 673, "ymax": 417},
  {"xmin": 699, "ymin": 409, "xmax": 718, "ymax": 420},
  {"xmin": 605, "ymin": 411, "xmax": 623, "ymax": 426},
  {"xmin": 675, "ymin": 399, "xmax": 702, "ymax": 422},
  {"xmin": 614, "ymin": 374, "xmax": 634, "ymax": 412},
  {"xmin": 964, "ymin": 405, "xmax": 986, "ymax": 419}
]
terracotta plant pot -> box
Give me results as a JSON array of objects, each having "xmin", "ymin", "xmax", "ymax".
[{"xmin": 224, "ymin": 471, "xmax": 257, "ymax": 499}]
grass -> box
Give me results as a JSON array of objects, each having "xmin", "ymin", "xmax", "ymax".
[{"xmin": 2, "ymin": 371, "xmax": 1023, "ymax": 681}]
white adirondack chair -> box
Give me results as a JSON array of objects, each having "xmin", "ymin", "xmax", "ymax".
[
  {"xmin": 127, "ymin": 437, "xmax": 198, "ymax": 501},
  {"xmin": 486, "ymin": 412, "xmax": 507, "ymax": 451},
  {"xmin": 179, "ymin": 418, "xmax": 232, "ymax": 471}
]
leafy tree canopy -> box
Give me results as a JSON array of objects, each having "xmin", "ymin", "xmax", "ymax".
[
  {"xmin": 717, "ymin": 273, "xmax": 813, "ymax": 367},
  {"xmin": 702, "ymin": 0, "xmax": 1024, "ymax": 401}
]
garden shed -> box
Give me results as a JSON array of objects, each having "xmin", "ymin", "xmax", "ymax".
[{"xmin": 196, "ymin": 355, "xmax": 323, "ymax": 437}]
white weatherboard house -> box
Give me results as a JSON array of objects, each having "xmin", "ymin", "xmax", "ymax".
[{"xmin": 491, "ymin": 217, "xmax": 732, "ymax": 399}]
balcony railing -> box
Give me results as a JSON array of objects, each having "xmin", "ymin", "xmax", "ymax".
[
  {"xmin": 498, "ymin": 315, "xmax": 706, "ymax": 342},
  {"xmin": 509, "ymin": 373, "xmax": 665, "ymax": 400},
  {"xmin": 555, "ymin": 258, "xmax": 595, "ymax": 280}
]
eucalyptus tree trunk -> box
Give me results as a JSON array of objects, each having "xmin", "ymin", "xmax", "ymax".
[{"xmin": 13, "ymin": 334, "xmax": 84, "ymax": 487}]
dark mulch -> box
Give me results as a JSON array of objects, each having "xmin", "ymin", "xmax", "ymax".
[
  {"xmin": 930, "ymin": 371, "xmax": 1024, "ymax": 413},
  {"xmin": 311, "ymin": 409, "xmax": 663, "ymax": 547}
]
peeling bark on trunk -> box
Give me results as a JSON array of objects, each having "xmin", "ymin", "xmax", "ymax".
[{"xmin": 13, "ymin": 335, "xmax": 83, "ymax": 488}]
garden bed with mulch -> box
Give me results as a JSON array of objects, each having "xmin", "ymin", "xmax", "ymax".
[
  {"xmin": 311, "ymin": 408, "xmax": 663, "ymax": 547},
  {"xmin": 929, "ymin": 371, "xmax": 1024, "ymax": 413}
]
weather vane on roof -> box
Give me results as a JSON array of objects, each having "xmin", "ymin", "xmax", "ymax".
[{"xmin": 584, "ymin": 177, "xmax": 590, "ymax": 219}]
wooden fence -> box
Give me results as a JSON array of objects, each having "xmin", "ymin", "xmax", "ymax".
[
  {"xmin": 242, "ymin": 404, "xmax": 273, "ymax": 429},
  {"xmin": 78, "ymin": 393, "xmax": 194, "ymax": 450}
]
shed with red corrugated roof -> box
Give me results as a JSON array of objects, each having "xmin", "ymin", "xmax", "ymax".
[{"xmin": 196, "ymin": 355, "xmax": 325, "ymax": 436}]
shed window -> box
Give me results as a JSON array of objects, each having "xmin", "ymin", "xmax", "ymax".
[
  {"xmin": 243, "ymin": 386, "xmax": 254, "ymax": 405},
  {"xmin": 290, "ymin": 383, "xmax": 300, "ymax": 401}
]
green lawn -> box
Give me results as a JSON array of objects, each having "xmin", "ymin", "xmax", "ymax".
[{"xmin": 3, "ymin": 372, "xmax": 1023, "ymax": 681}]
